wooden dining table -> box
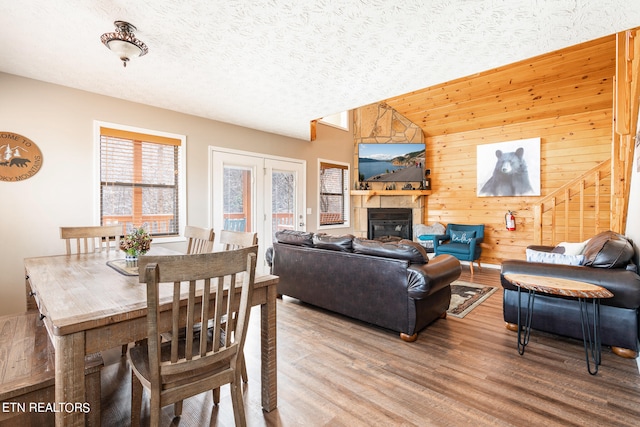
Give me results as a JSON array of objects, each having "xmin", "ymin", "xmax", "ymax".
[{"xmin": 24, "ymin": 247, "xmax": 279, "ymax": 426}]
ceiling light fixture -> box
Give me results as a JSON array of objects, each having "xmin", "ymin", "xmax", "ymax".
[{"xmin": 100, "ymin": 21, "xmax": 148, "ymax": 67}]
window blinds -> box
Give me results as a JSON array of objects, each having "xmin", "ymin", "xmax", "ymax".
[
  {"xmin": 319, "ymin": 161, "xmax": 348, "ymax": 225},
  {"xmin": 100, "ymin": 127, "xmax": 181, "ymax": 236}
]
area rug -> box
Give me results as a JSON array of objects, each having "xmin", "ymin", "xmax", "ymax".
[{"xmin": 447, "ymin": 281, "xmax": 498, "ymax": 318}]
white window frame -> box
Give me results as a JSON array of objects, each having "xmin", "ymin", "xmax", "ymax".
[
  {"xmin": 319, "ymin": 111, "xmax": 349, "ymax": 131},
  {"xmin": 93, "ymin": 120, "xmax": 187, "ymax": 243},
  {"xmin": 317, "ymin": 158, "xmax": 350, "ymax": 230}
]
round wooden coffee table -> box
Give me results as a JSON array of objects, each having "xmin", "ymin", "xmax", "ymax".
[{"xmin": 503, "ymin": 273, "xmax": 614, "ymax": 375}]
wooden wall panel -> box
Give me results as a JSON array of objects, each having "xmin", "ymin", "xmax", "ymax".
[{"xmin": 384, "ymin": 35, "xmax": 616, "ymax": 266}]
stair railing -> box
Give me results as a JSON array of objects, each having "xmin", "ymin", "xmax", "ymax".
[{"xmin": 533, "ymin": 159, "xmax": 611, "ymax": 245}]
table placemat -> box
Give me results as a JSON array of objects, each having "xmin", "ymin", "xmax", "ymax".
[{"xmin": 106, "ymin": 259, "xmax": 139, "ymax": 276}]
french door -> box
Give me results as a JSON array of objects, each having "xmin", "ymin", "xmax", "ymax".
[{"xmin": 210, "ymin": 147, "xmax": 306, "ymax": 272}]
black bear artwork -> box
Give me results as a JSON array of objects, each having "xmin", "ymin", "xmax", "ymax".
[{"xmin": 479, "ymin": 147, "xmax": 534, "ymax": 196}]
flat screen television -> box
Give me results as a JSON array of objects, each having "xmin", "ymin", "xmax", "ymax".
[{"xmin": 358, "ymin": 143, "xmax": 425, "ymax": 182}]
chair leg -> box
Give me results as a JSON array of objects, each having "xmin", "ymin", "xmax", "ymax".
[
  {"xmin": 84, "ymin": 355, "xmax": 102, "ymax": 427},
  {"xmin": 469, "ymin": 262, "xmax": 474, "ymax": 275},
  {"xmin": 149, "ymin": 394, "xmax": 161, "ymax": 427},
  {"xmin": 131, "ymin": 373, "xmax": 143, "ymax": 427},
  {"xmin": 149, "ymin": 406, "xmax": 160, "ymax": 427},
  {"xmin": 230, "ymin": 377, "xmax": 247, "ymax": 427},
  {"xmin": 240, "ymin": 353, "xmax": 248, "ymax": 383},
  {"xmin": 174, "ymin": 400, "xmax": 183, "ymax": 416},
  {"xmin": 213, "ymin": 387, "xmax": 221, "ymax": 405}
]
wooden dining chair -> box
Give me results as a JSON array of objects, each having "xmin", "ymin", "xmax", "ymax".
[
  {"xmin": 57, "ymin": 225, "xmax": 121, "ymax": 404},
  {"xmin": 60, "ymin": 225, "xmax": 121, "ymax": 254},
  {"xmin": 61, "ymin": 224, "xmax": 131, "ymax": 355},
  {"xmin": 183, "ymin": 225, "xmax": 214, "ymax": 343},
  {"xmin": 218, "ymin": 230, "xmax": 258, "ymax": 385},
  {"xmin": 129, "ymin": 247, "xmax": 257, "ymax": 427},
  {"xmin": 219, "ymin": 229, "xmax": 258, "ymax": 251},
  {"xmin": 185, "ymin": 225, "xmax": 215, "ymax": 254}
]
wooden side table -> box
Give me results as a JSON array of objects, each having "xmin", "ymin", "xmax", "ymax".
[{"xmin": 503, "ymin": 274, "xmax": 614, "ymax": 375}]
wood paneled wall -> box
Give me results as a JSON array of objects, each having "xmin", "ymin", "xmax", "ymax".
[{"xmin": 383, "ymin": 35, "xmax": 616, "ymax": 265}]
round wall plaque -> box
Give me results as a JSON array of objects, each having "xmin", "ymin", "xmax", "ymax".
[{"xmin": 0, "ymin": 131, "xmax": 43, "ymax": 182}]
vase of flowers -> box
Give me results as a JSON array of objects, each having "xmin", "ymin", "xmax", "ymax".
[{"xmin": 120, "ymin": 226, "xmax": 152, "ymax": 264}]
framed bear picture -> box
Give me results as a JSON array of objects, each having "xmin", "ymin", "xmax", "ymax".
[{"xmin": 477, "ymin": 137, "xmax": 540, "ymax": 197}]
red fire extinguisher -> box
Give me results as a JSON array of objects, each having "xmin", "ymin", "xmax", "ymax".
[{"xmin": 505, "ymin": 211, "xmax": 516, "ymax": 231}]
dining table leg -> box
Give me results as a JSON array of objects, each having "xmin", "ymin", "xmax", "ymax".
[
  {"xmin": 53, "ymin": 331, "xmax": 86, "ymax": 427},
  {"xmin": 260, "ymin": 283, "xmax": 278, "ymax": 412}
]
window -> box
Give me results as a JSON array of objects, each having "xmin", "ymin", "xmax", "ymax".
[
  {"xmin": 223, "ymin": 166, "xmax": 252, "ymax": 232},
  {"xmin": 96, "ymin": 123, "xmax": 186, "ymax": 240},
  {"xmin": 318, "ymin": 159, "xmax": 350, "ymax": 228},
  {"xmin": 319, "ymin": 111, "xmax": 349, "ymax": 131}
]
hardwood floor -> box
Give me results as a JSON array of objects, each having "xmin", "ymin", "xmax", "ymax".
[{"xmin": 100, "ymin": 265, "xmax": 640, "ymax": 426}]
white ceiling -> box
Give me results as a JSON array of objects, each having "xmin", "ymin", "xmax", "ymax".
[{"xmin": 1, "ymin": 1, "xmax": 639, "ymax": 141}]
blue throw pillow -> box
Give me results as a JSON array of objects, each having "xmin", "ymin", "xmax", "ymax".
[{"xmin": 450, "ymin": 230, "xmax": 476, "ymax": 244}]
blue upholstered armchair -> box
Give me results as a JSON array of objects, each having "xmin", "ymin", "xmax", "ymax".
[{"xmin": 433, "ymin": 224, "xmax": 485, "ymax": 274}]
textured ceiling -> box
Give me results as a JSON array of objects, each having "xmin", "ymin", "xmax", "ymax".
[{"xmin": 1, "ymin": 1, "xmax": 639, "ymax": 140}]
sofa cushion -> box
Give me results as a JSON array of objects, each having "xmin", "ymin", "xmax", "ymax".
[
  {"xmin": 441, "ymin": 242, "xmax": 477, "ymax": 255},
  {"xmin": 352, "ymin": 238, "xmax": 429, "ymax": 264},
  {"xmin": 526, "ymin": 248, "xmax": 585, "ymax": 266},
  {"xmin": 582, "ymin": 231, "xmax": 634, "ymax": 269},
  {"xmin": 312, "ymin": 233, "xmax": 354, "ymax": 252},
  {"xmin": 450, "ymin": 230, "xmax": 476, "ymax": 244},
  {"xmin": 275, "ymin": 230, "xmax": 314, "ymax": 247}
]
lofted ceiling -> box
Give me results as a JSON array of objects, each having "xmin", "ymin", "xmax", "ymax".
[{"xmin": 1, "ymin": 1, "xmax": 639, "ymax": 141}]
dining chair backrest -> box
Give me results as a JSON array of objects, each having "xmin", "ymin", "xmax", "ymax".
[
  {"xmin": 60, "ymin": 225, "xmax": 121, "ymax": 254},
  {"xmin": 215, "ymin": 229, "xmax": 258, "ymax": 391},
  {"xmin": 184, "ymin": 225, "xmax": 215, "ymax": 254},
  {"xmin": 219, "ymin": 229, "xmax": 258, "ymax": 251},
  {"xmin": 134, "ymin": 246, "xmax": 257, "ymax": 425}
]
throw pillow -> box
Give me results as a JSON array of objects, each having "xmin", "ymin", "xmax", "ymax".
[
  {"xmin": 414, "ymin": 222, "xmax": 445, "ymax": 238},
  {"xmin": 414, "ymin": 222, "xmax": 446, "ymax": 251},
  {"xmin": 450, "ymin": 230, "xmax": 476, "ymax": 244},
  {"xmin": 554, "ymin": 240, "xmax": 589, "ymax": 256},
  {"xmin": 526, "ymin": 249, "xmax": 585, "ymax": 266}
]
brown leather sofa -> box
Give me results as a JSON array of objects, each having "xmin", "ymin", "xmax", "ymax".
[
  {"xmin": 266, "ymin": 230, "xmax": 461, "ymax": 341},
  {"xmin": 501, "ymin": 231, "xmax": 640, "ymax": 358}
]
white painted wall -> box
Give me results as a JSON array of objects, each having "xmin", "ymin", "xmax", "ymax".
[{"xmin": 625, "ymin": 142, "xmax": 640, "ymax": 266}]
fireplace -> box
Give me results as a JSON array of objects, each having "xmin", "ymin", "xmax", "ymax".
[{"xmin": 367, "ymin": 208, "xmax": 412, "ymax": 241}]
